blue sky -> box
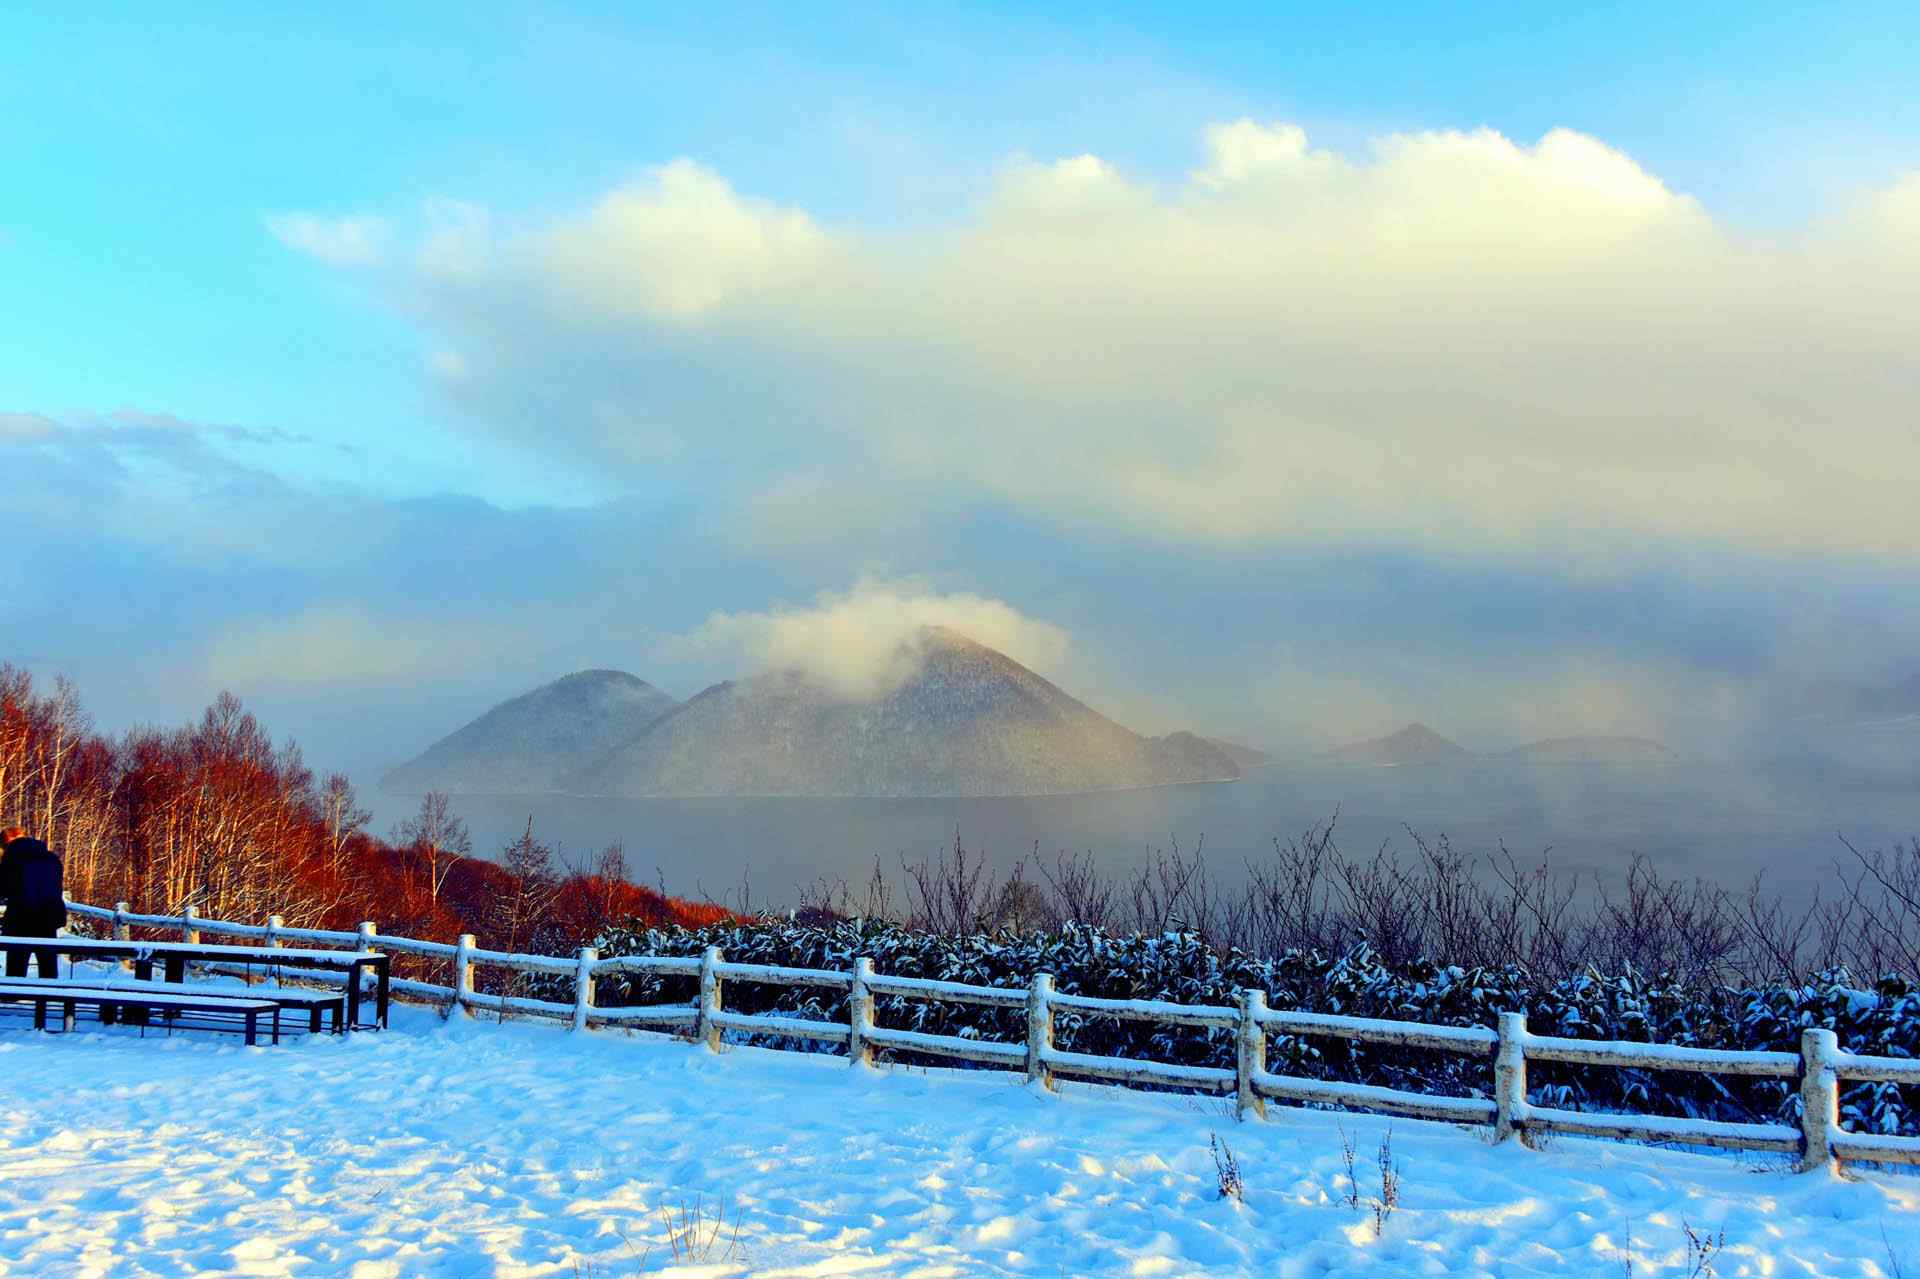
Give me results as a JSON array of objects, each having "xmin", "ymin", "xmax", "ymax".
[{"xmin": 3, "ymin": 3, "xmax": 1918, "ymax": 773}]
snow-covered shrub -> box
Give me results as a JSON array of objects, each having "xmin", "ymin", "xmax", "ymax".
[{"xmin": 571, "ymin": 916, "xmax": 1920, "ymax": 1136}]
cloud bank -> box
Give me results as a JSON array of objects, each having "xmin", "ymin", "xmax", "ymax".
[
  {"xmin": 266, "ymin": 212, "xmax": 387, "ymax": 266},
  {"xmin": 668, "ymin": 580, "xmax": 1072, "ymax": 701},
  {"xmin": 203, "ymin": 603, "xmax": 521, "ymax": 689},
  {"xmin": 293, "ymin": 121, "xmax": 1920, "ymax": 562},
  {"xmin": 6, "ymin": 404, "xmax": 1915, "ymax": 775}
]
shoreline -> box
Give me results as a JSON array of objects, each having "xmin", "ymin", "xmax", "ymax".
[{"xmin": 384, "ymin": 773, "xmax": 1246, "ymax": 803}]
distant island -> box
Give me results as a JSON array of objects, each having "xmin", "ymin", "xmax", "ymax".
[
  {"xmin": 385, "ymin": 627, "xmax": 1245, "ymax": 799},
  {"xmin": 1319, "ymin": 722, "xmax": 1473, "ymax": 765},
  {"xmin": 1499, "ymin": 736, "xmax": 1676, "ymax": 765},
  {"xmin": 1320, "ymin": 723, "xmax": 1676, "ymax": 767}
]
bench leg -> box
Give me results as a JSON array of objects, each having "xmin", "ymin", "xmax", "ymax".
[
  {"xmin": 33, "ymin": 997, "xmax": 46, "ymax": 1032},
  {"xmin": 132, "ymin": 962, "xmax": 153, "ymax": 1024},
  {"xmin": 62, "ymin": 999, "xmax": 75, "ymax": 1033},
  {"xmin": 244, "ymin": 1010, "xmax": 256, "ymax": 1047},
  {"xmin": 310, "ymin": 1005, "xmax": 321, "ymax": 1034},
  {"xmin": 272, "ymin": 1007, "xmax": 281, "ymax": 1046}
]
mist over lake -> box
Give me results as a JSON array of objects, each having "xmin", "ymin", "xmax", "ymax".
[{"xmin": 367, "ymin": 753, "xmax": 1916, "ymax": 911}]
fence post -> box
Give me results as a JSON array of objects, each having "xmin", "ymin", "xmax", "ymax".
[
  {"xmin": 356, "ymin": 921, "xmax": 378, "ymax": 1001},
  {"xmin": 697, "ymin": 946, "xmax": 723, "ymax": 1052},
  {"xmin": 1800, "ymin": 1027, "xmax": 1840, "ymax": 1173},
  {"xmin": 450, "ymin": 933, "xmax": 476, "ymax": 1018},
  {"xmin": 181, "ymin": 904, "xmax": 200, "ymax": 945},
  {"xmin": 1495, "ymin": 1011, "xmax": 1529, "ymax": 1145},
  {"xmin": 1026, "ymin": 972, "xmax": 1054, "ymax": 1090},
  {"xmin": 1236, "ymin": 989, "xmax": 1267, "ymax": 1120},
  {"xmin": 114, "ymin": 901, "xmax": 132, "ymax": 970},
  {"xmin": 265, "ymin": 914, "xmax": 283, "ymax": 950},
  {"xmin": 573, "ymin": 947, "xmax": 597, "ymax": 1033},
  {"xmin": 848, "ymin": 957, "xmax": 875, "ymax": 1068}
]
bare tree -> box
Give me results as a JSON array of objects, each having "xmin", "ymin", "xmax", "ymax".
[
  {"xmin": 1126, "ymin": 838, "xmax": 1212, "ymax": 935},
  {"xmin": 492, "ymin": 818, "xmax": 561, "ymax": 958},
  {"xmin": 393, "ymin": 790, "xmax": 470, "ymax": 905},
  {"xmin": 590, "ymin": 840, "xmax": 633, "ymax": 925},
  {"xmin": 1037, "ymin": 847, "xmax": 1118, "ymax": 931},
  {"xmin": 30, "ymin": 677, "xmax": 87, "ymax": 837},
  {"xmin": 988, "ymin": 865, "xmax": 1055, "ymax": 933},
  {"xmin": 1836, "ymin": 836, "xmax": 1920, "ymax": 980},
  {"xmin": 902, "ymin": 832, "xmax": 1018, "ymax": 934},
  {"xmin": 321, "ymin": 773, "xmax": 371, "ymax": 878}
]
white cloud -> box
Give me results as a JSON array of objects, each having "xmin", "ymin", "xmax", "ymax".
[
  {"xmin": 204, "ymin": 604, "xmax": 513, "ymax": 688},
  {"xmin": 666, "ymin": 579, "xmax": 1071, "ymax": 701},
  {"xmin": 266, "ymin": 212, "xmax": 387, "ymax": 266},
  {"xmin": 0, "ymin": 412, "xmax": 57, "ymax": 442},
  {"xmin": 324, "ymin": 123, "xmax": 1920, "ymax": 561},
  {"xmin": 1249, "ymin": 644, "xmax": 1754, "ymax": 752},
  {"xmin": 416, "ymin": 199, "xmax": 493, "ymax": 282},
  {"xmin": 428, "ymin": 349, "xmax": 469, "ymax": 383},
  {"xmin": 537, "ymin": 160, "xmax": 830, "ymax": 321}
]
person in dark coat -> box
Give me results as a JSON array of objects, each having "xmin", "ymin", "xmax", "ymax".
[{"xmin": 0, "ymin": 824, "xmax": 65, "ymax": 978}]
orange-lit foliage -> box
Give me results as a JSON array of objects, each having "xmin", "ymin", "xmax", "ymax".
[
  {"xmin": 550, "ymin": 875, "xmax": 732, "ymax": 944},
  {"xmin": 0, "ymin": 664, "xmax": 729, "ymax": 952}
]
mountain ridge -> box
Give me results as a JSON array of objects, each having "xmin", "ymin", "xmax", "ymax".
[
  {"xmin": 1320, "ymin": 722, "xmax": 1473, "ymax": 765},
  {"xmin": 388, "ymin": 628, "xmax": 1243, "ymax": 799},
  {"xmin": 1319, "ymin": 723, "xmax": 1677, "ymax": 766},
  {"xmin": 564, "ymin": 627, "xmax": 1241, "ymax": 798},
  {"xmin": 1195, "ymin": 736, "xmax": 1272, "ymax": 770},
  {"xmin": 1501, "ymin": 735, "xmax": 1677, "ymax": 764},
  {"xmin": 382, "ymin": 669, "xmax": 677, "ymax": 795}
]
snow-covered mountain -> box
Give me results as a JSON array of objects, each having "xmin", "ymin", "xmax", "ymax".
[
  {"xmin": 1319, "ymin": 725, "xmax": 1676, "ymax": 766},
  {"xmin": 1321, "ymin": 722, "xmax": 1474, "ymax": 765},
  {"xmin": 563, "ymin": 627, "xmax": 1241, "ymax": 797},
  {"xmin": 382, "ymin": 670, "xmax": 677, "ymax": 795},
  {"xmin": 1501, "ymin": 735, "xmax": 1676, "ymax": 764},
  {"xmin": 1196, "ymin": 736, "xmax": 1272, "ymax": 770}
]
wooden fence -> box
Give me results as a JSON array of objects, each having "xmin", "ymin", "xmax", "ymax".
[{"xmin": 59, "ymin": 900, "xmax": 1920, "ymax": 1173}]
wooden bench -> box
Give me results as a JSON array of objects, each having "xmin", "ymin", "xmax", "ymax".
[
  {"xmin": 0, "ymin": 980, "xmax": 284, "ymax": 1045},
  {"xmin": 55, "ymin": 973, "xmax": 349, "ymax": 1034},
  {"xmin": 0, "ymin": 937, "xmax": 390, "ymax": 1029}
]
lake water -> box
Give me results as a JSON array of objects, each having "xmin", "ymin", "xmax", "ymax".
[{"xmin": 365, "ymin": 754, "xmax": 1916, "ymax": 909}]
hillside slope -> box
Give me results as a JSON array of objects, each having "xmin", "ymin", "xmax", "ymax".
[
  {"xmin": 382, "ymin": 670, "xmax": 677, "ymax": 795},
  {"xmin": 566, "ymin": 627, "xmax": 1240, "ymax": 797},
  {"xmin": 1198, "ymin": 736, "xmax": 1272, "ymax": 769}
]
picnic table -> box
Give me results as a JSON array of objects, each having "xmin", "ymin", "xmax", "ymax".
[
  {"xmin": 0, "ymin": 979, "xmax": 285, "ymax": 1044},
  {"xmin": 0, "ymin": 936, "xmax": 389, "ymax": 1029}
]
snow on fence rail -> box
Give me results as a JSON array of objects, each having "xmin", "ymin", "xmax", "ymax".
[{"xmin": 59, "ymin": 900, "xmax": 1920, "ymax": 1173}]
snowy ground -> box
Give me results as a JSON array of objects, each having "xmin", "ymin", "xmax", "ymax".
[{"xmin": 2, "ymin": 984, "xmax": 1918, "ymax": 1277}]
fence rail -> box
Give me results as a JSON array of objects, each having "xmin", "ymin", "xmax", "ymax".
[{"xmin": 56, "ymin": 899, "xmax": 1917, "ymax": 1173}]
